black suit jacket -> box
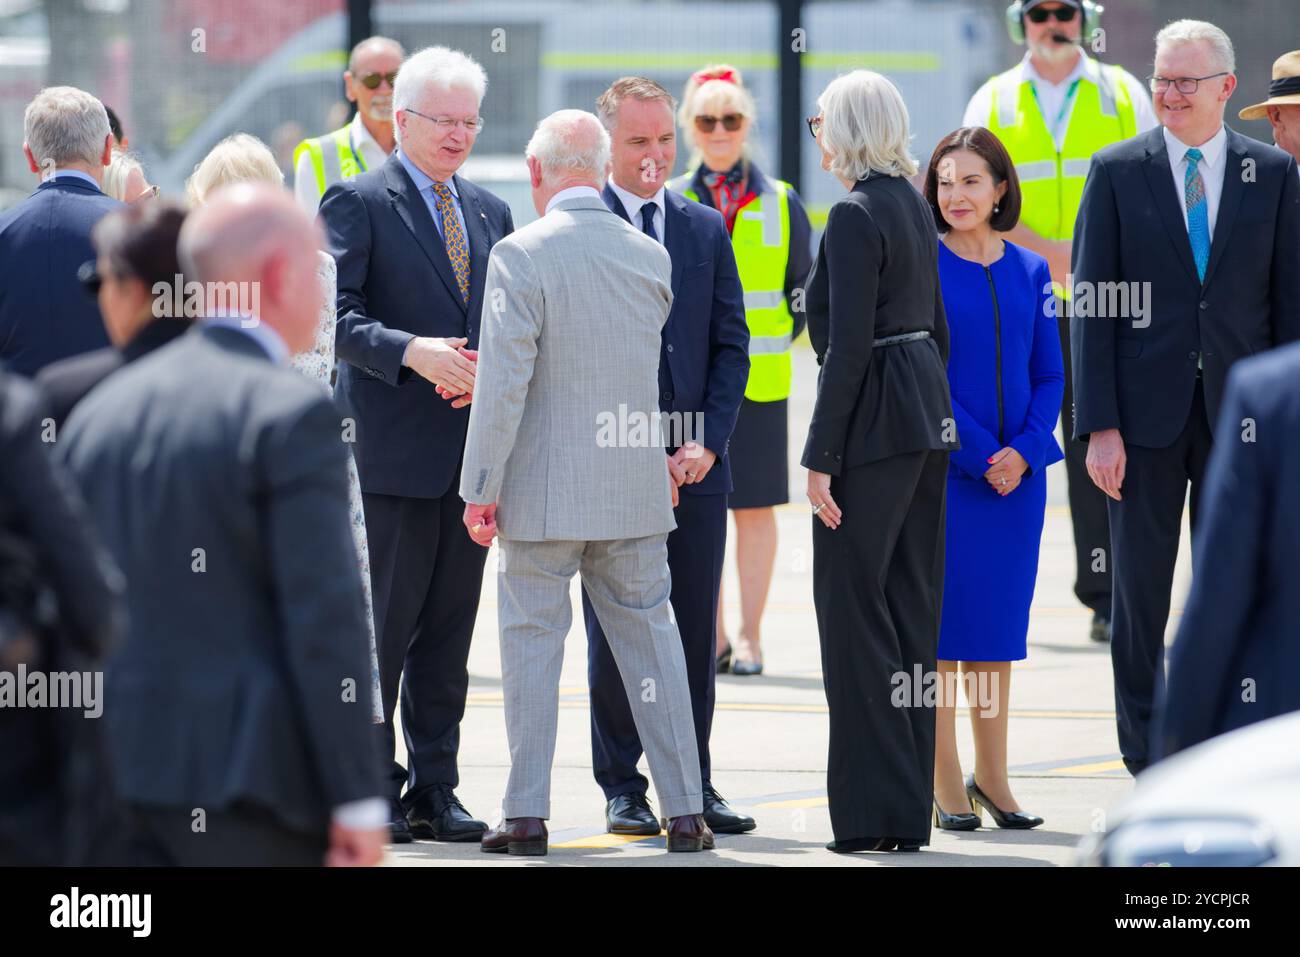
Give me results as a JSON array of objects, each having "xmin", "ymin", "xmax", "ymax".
[
  {"xmin": 602, "ymin": 184, "xmax": 749, "ymax": 496},
  {"xmin": 1153, "ymin": 341, "xmax": 1300, "ymax": 759},
  {"xmin": 801, "ymin": 173, "xmax": 953, "ymax": 474},
  {"xmin": 321, "ymin": 154, "xmax": 514, "ymax": 500},
  {"xmin": 58, "ymin": 325, "xmax": 381, "ymax": 836},
  {"xmin": 0, "ymin": 370, "xmax": 124, "ymax": 865},
  {"xmin": 1071, "ymin": 126, "xmax": 1300, "ymax": 447},
  {"xmin": 0, "ymin": 178, "xmax": 120, "ymax": 377},
  {"xmin": 35, "ymin": 319, "xmax": 192, "ymax": 427}
]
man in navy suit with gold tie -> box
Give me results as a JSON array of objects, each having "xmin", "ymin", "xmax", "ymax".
[
  {"xmin": 321, "ymin": 46, "xmax": 514, "ymax": 844},
  {"xmin": 585, "ymin": 77, "xmax": 754, "ymax": 836},
  {"xmin": 1071, "ymin": 21, "xmax": 1300, "ymax": 776}
]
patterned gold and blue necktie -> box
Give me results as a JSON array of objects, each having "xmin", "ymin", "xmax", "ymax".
[
  {"xmin": 1184, "ymin": 148, "xmax": 1210, "ymax": 282},
  {"xmin": 431, "ymin": 182, "xmax": 470, "ymax": 304}
]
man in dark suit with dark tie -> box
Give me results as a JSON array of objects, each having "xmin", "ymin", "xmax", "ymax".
[
  {"xmin": 59, "ymin": 184, "xmax": 386, "ymax": 866},
  {"xmin": 1152, "ymin": 342, "xmax": 1300, "ymax": 760},
  {"xmin": 0, "ymin": 86, "xmax": 120, "ymax": 377},
  {"xmin": 1071, "ymin": 20, "xmax": 1300, "ymax": 776},
  {"xmin": 319, "ymin": 46, "xmax": 514, "ymax": 844},
  {"xmin": 584, "ymin": 77, "xmax": 753, "ymax": 836}
]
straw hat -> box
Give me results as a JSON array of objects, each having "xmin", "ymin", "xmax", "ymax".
[{"xmin": 1239, "ymin": 50, "xmax": 1300, "ymax": 121}]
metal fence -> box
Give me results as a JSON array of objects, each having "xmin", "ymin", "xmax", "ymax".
[{"xmin": 0, "ymin": 0, "xmax": 1292, "ymax": 220}]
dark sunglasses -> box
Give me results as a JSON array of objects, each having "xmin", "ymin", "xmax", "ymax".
[
  {"xmin": 1025, "ymin": 5, "xmax": 1079, "ymax": 23},
  {"xmin": 695, "ymin": 113, "xmax": 744, "ymax": 133},
  {"xmin": 358, "ymin": 71, "xmax": 398, "ymax": 90}
]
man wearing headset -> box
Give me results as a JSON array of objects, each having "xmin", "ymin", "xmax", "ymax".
[{"xmin": 963, "ymin": 0, "xmax": 1155, "ymax": 645}]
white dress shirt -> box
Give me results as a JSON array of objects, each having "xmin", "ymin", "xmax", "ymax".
[
  {"xmin": 545, "ymin": 185, "xmax": 602, "ymax": 214},
  {"xmin": 963, "ymin": 51, "xmax": 1158, "ymax": 149},
  {"xmin": 606, "ymin": 176, "xmax": 666, "ymax": 245},
  {"xmin": 294, "ymin": 111, "xmax": 392, "ymax": 212},
  {"xmin": 1163, "ymin": 124, "xmax": 1228, "ymax": 237}
]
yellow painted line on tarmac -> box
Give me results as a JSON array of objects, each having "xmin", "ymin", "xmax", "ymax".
[
  {"xmin": 464, "ymin": 691, "xmax": 1113, "ymax": 721},
  {"xmin": 1052, "ymin": 758, "xmax": 1127, "ymax": 775},
  {"xmin": 551, "ymin": 832, "xmax": 660, "ymax": 849},
  {"xmin": 755, "ymin": 796, "xmax": 828, "ymax": 810}
]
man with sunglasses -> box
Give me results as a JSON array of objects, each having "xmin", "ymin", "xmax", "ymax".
[
  {"xmin": 1072, "ymin": 20, "xmax": 1300, "ymax": 776},
  {"xmin": 294, "ymin": 36, "xmax": 404, "ymax": 212},
  {"xmin": 964, "ymin": 0, "xmax": 1156, "ymax": 647}
]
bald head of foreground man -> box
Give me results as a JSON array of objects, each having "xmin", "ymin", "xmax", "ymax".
[{"xmin": 179, "ymin": 181, "xmax": 323, "ymax": 353}]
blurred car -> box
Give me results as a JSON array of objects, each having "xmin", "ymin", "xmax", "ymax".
[{"xmin": 1078, "ymin": 712, "xmax": 1300, "ymax": 866}]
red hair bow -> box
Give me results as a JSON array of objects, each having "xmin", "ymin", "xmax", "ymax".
[{"xmin": 693, "ymin": 68, "xmax": 737, "ymax": 86}]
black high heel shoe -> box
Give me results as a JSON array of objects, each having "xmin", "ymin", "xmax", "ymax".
[
  {"xmin": 933, "ymin": 799, "xmax": 980, "ymax": 831},
  {"xmin": 965, "ymin": 775, "xmax": 1043, "ymax": 830},
  {"xmin": 716, "ymin": 643, "xmax": 732, "ymax": 674}
]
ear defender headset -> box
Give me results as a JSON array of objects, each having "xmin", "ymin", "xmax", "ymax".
[{"xmin": 1005, "ymin": 1, "xmax": 1104, "ymax": 46}]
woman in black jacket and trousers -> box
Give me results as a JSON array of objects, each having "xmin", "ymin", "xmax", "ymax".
[{"xmin": 803, "ymin": 71, "xmax": 955, "ymax": 853}]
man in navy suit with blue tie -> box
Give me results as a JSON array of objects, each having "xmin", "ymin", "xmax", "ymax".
[
  {"xmin": 585, "ymin": 77, "xmax": 753, "ymax": 836},
  {"xmin": 0, "ymin": 87, "xmax": 119, "ymax": 378},
  {"xmin": 320, "ymin": 47, "xmax": 514, "ymax": 844},
  {"xmin": 1071, "ymin": 21, "xmax": 1300, "ymax": 776}
]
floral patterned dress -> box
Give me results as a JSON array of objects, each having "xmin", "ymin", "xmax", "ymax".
[{"xmin": 292, "ymin": 252, "xmax": 383, "ymax": 722}]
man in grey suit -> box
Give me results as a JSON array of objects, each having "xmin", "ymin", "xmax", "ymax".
[
  {"xmin": 60, "ymin": 184, "xmax": 386, "ymax": 866},
  {"xmin": 459, "ymin": 110, "xmax": 712, "ymax": 855}
]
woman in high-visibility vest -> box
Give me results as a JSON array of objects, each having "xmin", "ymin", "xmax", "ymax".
[{"xmin": 671, "ymin": 65, "xmax": 812, "ymax": 676}]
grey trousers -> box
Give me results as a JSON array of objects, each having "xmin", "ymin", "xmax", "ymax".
[{"xmin": 496, "ymin": 534, "xmax": 702, "ymax": 820}]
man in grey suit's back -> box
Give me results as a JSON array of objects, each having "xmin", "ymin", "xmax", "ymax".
[{"xmin": 459, "ymin": 110, "xmax": 712, "ymax": 854}]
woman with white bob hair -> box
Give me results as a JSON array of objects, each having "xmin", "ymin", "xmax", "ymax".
[
  {"xmin": 802, "ymin": 71, "xmax": 955, "ymax": 853},
  {"xmin": 187, "ymin": 132, "xmax": 383, "ymax": 725}
]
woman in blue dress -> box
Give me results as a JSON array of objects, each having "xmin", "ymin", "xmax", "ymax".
[{"xmin": 923, "ymin": 127, "xmax": 1064, "ymax": 831}]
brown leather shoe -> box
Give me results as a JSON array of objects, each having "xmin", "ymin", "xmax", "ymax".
[
  {"xmin": 480, "ymin": 817, "xmax": 548, "ymax": 856},
  {"xmin": 665, "ymin": 814, "xmax": 715, "ymax": 852}
]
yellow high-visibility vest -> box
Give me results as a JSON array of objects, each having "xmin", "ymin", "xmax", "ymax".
[
  {"xmin": 986, "ymin": 57, "xmax": 1137, "ymax": 296},
  {"xmin": 670, "ymin": 172, "xmax": 794, "ymax": 402},
  {"xmin": 293, "ymin": 125, "xmax": 367, "ymax": 203}
]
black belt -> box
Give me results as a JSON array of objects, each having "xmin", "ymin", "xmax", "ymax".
[{"xmin": 873, "ymin": 330, "xmax": 931, "ymax": 347}]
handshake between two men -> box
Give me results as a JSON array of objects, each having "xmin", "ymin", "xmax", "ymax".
[{"xmin": 425, "ymin": 310, "xmax": 717, "ymax": 550}]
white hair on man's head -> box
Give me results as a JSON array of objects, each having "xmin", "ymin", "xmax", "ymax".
[
  {"xmin": 24, "ymin": 86, "xmax": 110, "ymax": 169},
  {"xmin": 1155, "ymin": 19, "xmax": 1236, "ymax": 75},
  {"xmin": 525, "ymin": 110, "xmax": 610, "ymax": 183},
  {"xmin": 392, "ymin": 46, "xmax": 488, "ymax": 146},
  {"xmin": 818, "ymin": 70, "xmax": 918, "ymax": 181}
]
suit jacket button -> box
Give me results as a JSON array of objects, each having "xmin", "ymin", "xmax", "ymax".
[
  {"xmin": 1188, "ymin": 351, "xmax": 1198, "ymax": 360},
  {"xmin": 666, "ymin": 344, "xmax": 674, "ymax": 353},
  {"xmin": 1199, "ymin": 301, "xmax": 1209, "ymax": 310}
]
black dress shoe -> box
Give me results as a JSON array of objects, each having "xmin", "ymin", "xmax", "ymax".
[
  {"xmin": 965, "ymin": 775, "xmax": 1043, "ymax": 830},
  {"xmin": 933, "ymin": 798, "xmax": 981, "ymax": 831},
  {"xmin": 701, "ymin": 785, "xmax": 756, "ymax": 834},
  {"xmin": 605, "ymin": 792, "xmax": 661, "ymax": 835},
  {"xmin": 1089, "ymin": 612, "xmax": 1111, "ymax": 643},
  {"xmin": 405, "ymin": 784, "xmax": 487, "ymax": 842},
  {"xmin": 825, "ymin": 836, "xmax": 893, "ymax": 853},
  {"xmin": 387, "ymin": 797, "xmax": 414, "ymax": 844}
]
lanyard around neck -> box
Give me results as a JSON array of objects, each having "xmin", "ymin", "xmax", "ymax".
[{"xmin": 1031, "ymin": 77, "xmax": 1082, "ymax": 144}]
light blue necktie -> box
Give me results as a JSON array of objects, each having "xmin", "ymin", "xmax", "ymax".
[{"xmin": 1184, "ymin": 147, "xmax": 1211, "ymax": 282}]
